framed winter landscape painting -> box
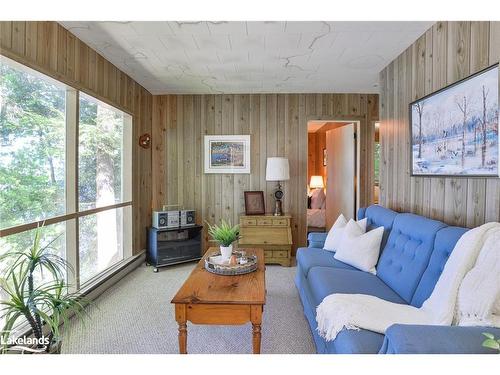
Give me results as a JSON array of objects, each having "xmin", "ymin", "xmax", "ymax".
[
  {"xmin": 204, "ymin": 135, "xmax": 251, "ymax": 174},
  {"xmin": 410, "ymin": 63, "xmax": 499, "ymax": 177}
]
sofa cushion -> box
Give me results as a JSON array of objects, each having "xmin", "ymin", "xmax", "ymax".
[
  {"xmin": 410, "ymin": 226, "xmax": 469, "ymax": 307},
  {"xmin": 307, "ymin": 267, "xmax": 407, "ymax": 307},
  {"xmin": 334, "ymin": 222, "xmax": 384, "ymax": 274},
  {"xmin": 376, "ymin": 213, "xmax": 447, "ymax": 304},
  {"xmin": 357, "ymin": 205, "xmax": 398, "ymax": 250},
  {"xmin": 296, "ymin": 247, "xmax": 357, "ymax": 277},
  {"xmin": 326, "ymin": 328, "xmax": 385, "ymax": 354}
]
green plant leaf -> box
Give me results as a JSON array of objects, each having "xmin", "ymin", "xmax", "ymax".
[
  {"xmin": 482, "ymin": 339, "xmax": 500, "ymax": 350},
  {"xmin": 483, "ymin": 332, "xmax": 495, "ymax": 340}
]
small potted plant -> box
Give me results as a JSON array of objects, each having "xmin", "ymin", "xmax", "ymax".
[
  {"xmin": 206, "ymin": 219, "xmax": 240, "ymax": 260},
  {"xmin": 0, "ymin": 225, "xmax": 88, "ymax": 354},
  {"xmin": 482, "ymin": 333, "xmax": 500, "ymax": 352}
]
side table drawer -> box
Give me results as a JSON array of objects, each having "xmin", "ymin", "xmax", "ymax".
[
  {"xmin": 272, "ymin": 218, "xmax": 288, "ymax": 226},
  {"xmin": 257, "ymin": 218, "xmax": 273, "ymax": 226},
  {"xmin": 273, "ymin": 250, "xmax": 289, "ymax": 258},
  {"xmin": 264, "ymin": 250, "xmax": 273, "ymax": 259},
  {"xmin": 241, "ymin": 218, "xmax": 257, "ymax": 226},
  {"xmin": 239, "ymin": 227, "xmax": 291, "ymax": 245}
]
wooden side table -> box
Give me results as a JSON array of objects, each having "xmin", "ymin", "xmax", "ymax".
[{"xmin": 238, "ymin": 214, "xmax": 292, "ymax": 266}]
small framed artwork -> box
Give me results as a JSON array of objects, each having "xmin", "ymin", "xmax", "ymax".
[
  {"xmin": 204, "ymin": 135, "xmax": 251, "ymax": 174},
  {"xmin": 244, "ymin": 191, "xmax": 265, "ymax": 215},
  {"xmin": 323, "ymin": 148, "xmax": 327, "ymax": 166}
]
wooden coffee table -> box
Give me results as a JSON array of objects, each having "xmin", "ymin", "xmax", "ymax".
[{"xmin": 171, "ymin": 247, "xmax": 266, "ymax": 354}]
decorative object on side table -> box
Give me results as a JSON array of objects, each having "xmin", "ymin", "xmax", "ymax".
[
  {"xmin": 244, "ymin": 191, "xmax": 265, "ymax": 215},
  {"xmin": 265, "ymin": 157, "xmax": 290, "ymax": 216},
  {"xmin": 0, "ymin": 224, "xmax": 88, "ymax": 354},
  {"xmin": 206, "ymin": 219, "xmax": 240, "ymax": 260},
  {"xmin": 204, "ymin": 135, "xmax": 251, "ymax": 174},
  {"xmin": 410, "ymin": 63, "xmax": 498, "ymax": 177},
  {"xmin": 238, "ymin": 214, "xmax": 293, "ymax": 266}
]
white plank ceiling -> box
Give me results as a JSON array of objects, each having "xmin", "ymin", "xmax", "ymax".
[{"xmin": 59, "ymin": 21, "xmax": 434, "ymax": 94}]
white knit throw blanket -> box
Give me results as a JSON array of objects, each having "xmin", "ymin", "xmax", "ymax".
[
  {"xmin": 316, "ymin": 222, "xmax": 500, "ymax": 342},
  {"xmin": 456, "ymin": 227, "xmax": 500, "ymax": 327}
]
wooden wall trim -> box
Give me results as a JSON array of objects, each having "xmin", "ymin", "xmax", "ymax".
[
  {"xmin": 0, "ymin": 21, "xmax": 153, "ymax": 253},
  {"xmin": 379, "ymin": 21, "xmax": 500, "ymax": 227}
]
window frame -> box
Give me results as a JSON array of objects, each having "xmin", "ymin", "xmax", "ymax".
[{"xmin": 0, "ymin": 55, "xmax": 134, "ymax": 290}]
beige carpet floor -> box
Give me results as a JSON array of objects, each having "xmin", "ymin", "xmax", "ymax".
[{"xmin": 62, "ymin": 262, "xmax": 316, "ymax": 354}]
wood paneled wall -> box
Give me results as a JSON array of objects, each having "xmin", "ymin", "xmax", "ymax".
[
  {"xmin": 152, "ymin": 94, "xmax": 378, "ymax": 253},
  {"xmin": 379, "ymin": 21, "xmax": 500, "ymax": 226},
  {"xmin": 0, "ymin": 21, "xmax": 153, "ymax": 254}
]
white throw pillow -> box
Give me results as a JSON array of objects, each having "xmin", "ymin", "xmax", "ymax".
[
  {"xmin": 323, "ymin": 214, "xmax": 367, "ymax": 252},
  {"xmin": 333, "ymin": 219, "xmax": 384, "ymax": 274}
]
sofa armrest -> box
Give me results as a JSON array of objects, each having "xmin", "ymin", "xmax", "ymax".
[
  {"xmin": 379, "ymin": 324, "xmax": 500, "ymax": 354},
  {"xmin": 308, "ymin": 232, "xmax": 328, "ymax": 249}
]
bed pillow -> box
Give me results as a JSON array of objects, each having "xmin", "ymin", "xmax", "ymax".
[
  {"xmin": 333, "ymin": 219, "xmax": 384, "ymax": 274},
  {"xmin": 323, "ymin": 214, "xmax": 367, "ymax": 252},
  {"xmin": 310, "ymin": 189, "xmax": 326, "ymax": 209}
]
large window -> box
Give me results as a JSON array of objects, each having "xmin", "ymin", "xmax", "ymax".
[
  {"xmin": 0, "ymin": 56, "xmax": 132, "ymax": 297},
  {"xmin": 0, "ymin": 58, "xmax": 67, "ymax": 229}
]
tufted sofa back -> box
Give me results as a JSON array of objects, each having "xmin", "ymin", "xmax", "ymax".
[
  {"xmin": 376, "ymin": 213, "xmax": 447, "ymax": 304},
  {"xmin": 357, "ymin": 205, "xmax": 398, "ymax": 250},
  {"xmin": 409, "ymin": 226, "xmax": 469, "ymax": 307}
]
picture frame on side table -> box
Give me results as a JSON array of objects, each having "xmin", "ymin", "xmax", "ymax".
[
  {"xmin": 204, "ymin": 135, "xmax": 251, "ymax": 174},
  {"xmin": 244, "ymin": 191, "xmax": 266, "ymax": 215}
]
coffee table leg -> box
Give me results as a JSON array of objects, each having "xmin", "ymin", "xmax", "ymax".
[
  {"xmin": 252, "ymin": 323, "xmax": 261, "ymax": 354},
  {"xmin": 178, "ymin": 322, "xmax": 187, "ymax": 354},
  {"xmin": 251, "ymin": 305, "xmax": 263, "ymax": 354},
  {"xmin": 175, "ymin": 304, "xmax": 187, "ymax": 354}
]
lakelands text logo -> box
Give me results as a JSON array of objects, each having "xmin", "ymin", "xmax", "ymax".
[{"xmin": 1, "ymin": 330, "xmax": 50, "ymax": 352}]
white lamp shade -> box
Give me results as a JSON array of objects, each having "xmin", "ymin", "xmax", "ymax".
[
  {"xmin": 309, "ymin": 175, "xmax": 324, "ymax": 189},
  {"xmin": 266, "ymin": 157, "xmax": 290, "ymax": 181}
]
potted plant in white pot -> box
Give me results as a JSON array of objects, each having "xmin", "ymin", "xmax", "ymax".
[
  {"xmin": 0, "ymin": 225, "xmax": 88, "ymax": 354},
  {"xmin": 206, "ymin": 219, "xmax": 240, "ymax": 260}
]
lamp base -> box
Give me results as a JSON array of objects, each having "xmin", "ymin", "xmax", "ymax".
[{"xmin": 273, "ymin": 200, "xmax": 283, "ymax": 216}]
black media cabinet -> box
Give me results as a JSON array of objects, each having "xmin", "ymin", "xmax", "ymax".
[{"xmin": 147, "ymin": 225, "xmax": 203, "ymax": 272}]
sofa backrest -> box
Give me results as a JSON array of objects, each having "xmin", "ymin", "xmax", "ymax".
[
  {"xmin": 410, "ymin": 226, "xmax": 469, "ymax": 307},
  {"xmin": 376, "ymin": 213, "xmax": 447, "ymax": 304},
  {"xmin": 357, "ymin": 205, "xmax": 398, "ymax": 250}
]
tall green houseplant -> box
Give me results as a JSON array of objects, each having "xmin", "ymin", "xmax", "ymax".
[{"xmin": 0, "ymin": 225, "xmax": 87, "ymax": 354}]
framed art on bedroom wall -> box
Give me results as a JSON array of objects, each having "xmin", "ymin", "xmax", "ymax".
[
  {"xmin": 409, "ymin": 63, "xmax": 499, "ymax": 177},
  {"xmin": 204, "ymin": 135, "xmax": 251, "ymax": 174}
]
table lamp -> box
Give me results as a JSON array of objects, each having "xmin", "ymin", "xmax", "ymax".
[
  {"xmin": 309, "ymin": 175, "xmax": 324, "ymax": 190},
  {"xmin": 266, "ymin": 157, "xmax": 290, "ymax": 216}
]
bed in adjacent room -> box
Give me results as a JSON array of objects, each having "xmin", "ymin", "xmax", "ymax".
[{"xmin": 307, "ymin": 188, "xmax": 326, "ymax": 233}]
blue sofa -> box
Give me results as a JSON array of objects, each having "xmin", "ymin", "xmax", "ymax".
[{"xmin": 295, "ymin": 205, "xmax": 500, "ymax": 354}]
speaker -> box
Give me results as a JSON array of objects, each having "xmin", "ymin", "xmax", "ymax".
[
  {"xmin": 180, "ymin": 210, "xmax": 196, "ymax": 227},
  {"xmin": 152, "ymin": 211, "xmax": 179, "ymax": 229}
]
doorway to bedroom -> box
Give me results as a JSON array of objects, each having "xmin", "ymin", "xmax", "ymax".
[{"xmin": 307, "ymin": 120, "xmax": 360, "ymax": 234}]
